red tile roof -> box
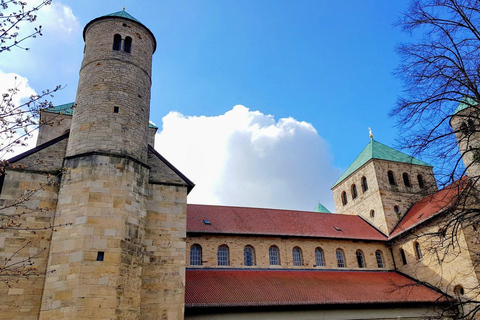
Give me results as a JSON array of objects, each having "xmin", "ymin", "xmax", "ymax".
[
  {"xmin": 389, "ymin": 177, "xmax": 469, "ymax": 239},
  {"xmin": 187, "ymin": 204, "xmax": 387, "ymax": 241},
  {"xmin": 185, "ymin": 269, "xmax": 445, "ymax": 307}
]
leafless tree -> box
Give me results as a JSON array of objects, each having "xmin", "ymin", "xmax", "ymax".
[
  {"xmin": 393, "ymin": 0, "xmax": 480, "ymax": 318},
  {"xmin": 0, "ymin": 0, "xmax": 67, "ymax": 286}
]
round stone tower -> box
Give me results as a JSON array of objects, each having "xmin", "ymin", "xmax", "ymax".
[
  {"xmin": 66, "ymin": 10, "xmax": 156, "ymax": 163},
  {"xmin": 451, "ymin": 98, "xmax": 480, "ymax": 179}
]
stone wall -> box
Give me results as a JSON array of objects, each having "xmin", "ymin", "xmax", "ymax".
[
  {"xmin": 39, "ymin": 154, "xmax": 150, "ymax": 319},
  {"xmin": 0, "ymin": 170, "xmax": 60, "ymax": 320},
  {"xmin": 37, "ymin": 112, "xmax": 72, "ymax": 146},
  {"xmin": 141, "ymin": 184, "xmax": 188, "ymax": 320},
  {"xmin": 392, "ymin": 216, "xmax": 480, "ymax": 302},
  {"xmin": 186, "ymin": 235, "xmax": 393, "ymax": 270}
]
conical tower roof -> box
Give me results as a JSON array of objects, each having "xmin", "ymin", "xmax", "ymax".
[
  {"xmin": 313, "ymin": 203, "xmax": 331, "ymax": 213},
  {"xmin": 83, "ymin": 9, "xmax": 156, "ymax": 52},
  {"xmin": 332, "ymin": 139, "xmax": 431, "ymax": 188}
]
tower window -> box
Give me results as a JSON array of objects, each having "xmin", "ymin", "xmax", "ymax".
[
  {"xmin": 461, "ymin": 122, "xmax": 469, "ymax": 135},
  {"xmin": 394, "ymin": 205, "xmax": 400, "ymax": 214},
  {"xmin": 190, "ymin": 244, "xmax": 202, "ymax": 266},
  {"xmin": 356, "ymin": 250, "xmax": 366, "ymax": 268},
  {"xmin": 97, "ymin": 251, "xmax": 105, "ymax": 261},
  {"xmin": 315, "ymin": 247, "xmax": 325, "ymax": 267},
  {"xmin": 113, "ymin": 106, "xmax": 119, "ymax": 113},
  {"xmin": 403, "ymin": 172, "xmax": 411, "ymax": 187},
  {"xmin": 388, "ymin": 171, "xmax": 396, "ymax": 185},
  {"xmin": 454, "ymin": 285, "xmax": 465, "ymax": 296},
  {"xmin": 336, "ymin": 249, "xmax": 346, "ymax": 268},
  {"xmin": 124, "ymin": 36, "xmax": 132, "ymax": 53},
  {"xmin": 113, "ymin": 34, "xmax": 121, "ymax": 51},
  {"xmin": 361, "ymin": 176, "xmax": 368, "ymax": 192},
  {"xmin": 292, "ymin": 247, "xmax": 303, "ymax": 266},
  {"xmin": 341, "ymin": 191, "xmax": 348, "ymax": 206},
  {"xmin": 269, "ymin": 246, "xmax": 280, "ymax": 265},
  {"xmin": 417, "ymin": 174, "xmax": 425, "ymax": 189},
  {"xmin": 468, "ymin": 119, "xmax": 476, "ymax": 133},
  {"xmin": 351, "ymin": 184, "xmax": 357, "ymax": 199},
  {"xmin": 414, "ymin": 242, "xmax": 423, "ymax": 260},
  {"xmin": 375, "ymin": 250, "xmax": 384, "ymax": 268},
  {"xmin": 400, "ymin": 248, "xmax": 407, "ymax": 265},
  {"xmin": 244, "ymin": 245, "xmax": 255, "ymax": 266},
  {"xmin": 370, "ymin": 209, "xmax": 375, "ymax": 218}
]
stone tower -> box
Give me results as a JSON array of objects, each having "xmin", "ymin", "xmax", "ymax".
[
  {"xmin": 451, "ymin": 98, "xmax": 480, "ymax": 180},
  {"xmin": 33, "ymin": 11, "xmax": 194, "ymax": 319},
  {"xmin": 331, "ymin": 138, "xmax": 436, "ymax": 234}
]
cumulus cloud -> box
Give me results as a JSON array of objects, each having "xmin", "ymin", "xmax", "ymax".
[
  {"xmin": 0, "ymin": 1, "xmax": 81, "ymax": 81},
  {"xmin": 155, "ymin": 105, "xmax": 341, "ymax": 212}
]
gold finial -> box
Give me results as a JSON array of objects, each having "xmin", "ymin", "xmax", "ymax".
[
  {"xmin": 123, "ymin": 7, "xmax": 125, "ymax": 10},
  {"xmin": 368, "ymin": 127, "xmax": 373, "ymax": 139}
]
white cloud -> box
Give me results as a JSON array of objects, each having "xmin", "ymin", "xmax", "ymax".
[
  {"xmin": 0, "ymin": 1, "xmax": 81, "ymax": 80},
  {"xmin": 0, "ymin": 71, "xmax": 39, "ymax": 159},
  {"xmin": 0, "ymin": 71, "xmax": 36, "ymax": 106},
  {"xmin": 155, "ymin": 105, "xmax": 341, "ymax": 212}
]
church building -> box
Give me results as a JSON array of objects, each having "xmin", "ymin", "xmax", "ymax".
[{"xmin": 0, "ymin": 10, "xmax": 479, "ymax": 320}]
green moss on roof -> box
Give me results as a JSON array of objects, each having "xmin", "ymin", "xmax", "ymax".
[
  {"xmin": 44, "ymin": 102, "xmax": 75, "ymax": 115},
  {"xmin": 332, "ymin": 139, "xmax": 431, "ymax": 188},
  {"xmin": 103, "ymin": 10, "xmax": 140, "ymax": 23},
  {"xmin": 313, "ymin": 203, "xmax": 331, "ymax": 213}
]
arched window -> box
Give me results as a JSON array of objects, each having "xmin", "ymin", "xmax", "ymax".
[
  {"xmin": 414, "ymin": 242, "xmax": 423, "ymax": 260},
  {"xmin": 400, "ymin": 248, "xmax": 407, "ymax": 265},
  {"xmin": 341, "ymin": 191, "xmax": 348, "ymax": 206},
  {"xmin": 468, "ymin": 119, "xmax": 475, "ymax": 133},
  {"xmin": 454, "ymin": 284, "xmax": 465, "ymax": 296},
  {"xmin": 124, "ymin": 36, "xmax": 132, "ymax": 53},
  {"xmin": 336, "ymin": 249, "xmax": 346, "ymax": 268},
  {"xmin": 370, "ymin": 209, "xmax": 375, "ymax": 218},
  {"xmin": 351, "ymin": 184, "xmax": 358, "ymax": 199},
  {"xmin": 375, "ymin": 250, "xmax": 384, "ymax": 268},
  {"xmin": 417, "ymin": 174, "xmax": 425, "ymax": 189},
  {"xmin": 190, "ymin": 244, "xmax": 202, "ymax": 266},
  {"xmin": 292, "ymin": 247, "xmax": 303, "ymax": 266},
  {"xmin": 356, "ymin": 250, "xmax": 366, "ymax": 268},
  {"xmin": 269, "ymin": 245, "xmax": 280, "ymax": 265},
  {"xmin": 113, "ymin": 34, "xmax": 121, "ymax": 51},
  {"xmin": 244, "ymin": 245, "xmax": 255, "ymax": 266},
  {"xmin": 461, "ymin": 122, "xmax": 469, "ymax": 135},
  {"xmin": 361, "ymin": 176, "xmax": 368, "ymax": 192},
  {"xmin": 217, "ymin": 245, "xmax": 229, "ymax": 266},
  {"xmin": 403, "ymin": 173, "xmax": 411, "ymax": 187},
  {"xmin": 315, "ymin": 247, "xmax": 325, "ymax": 267},
  {"xmin": 388, "ymin": 171, "xmax": 396, "ymax": 185},
  {"xmin": 394, "ymin": 205, "xmax": 400, "ymax": 215}
]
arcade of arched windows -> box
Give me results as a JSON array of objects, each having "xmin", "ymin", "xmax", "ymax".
[
  {"xmin": 338, "ymin": 169, "xmax": 431, "ymax": 207},
  {"xmin": 186, "ymin": 237, "xmax": 392, "ymax": 270}
]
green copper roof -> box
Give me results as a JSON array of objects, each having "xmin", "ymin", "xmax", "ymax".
[
  {"xmin": 45, "ymin": 102, "xmax": 157, "ymax": 128},
  {"xmin": 313, "ymin": 203, "xmax": 331, "ymax": 213},
  {"xmin": 103, "ymin": 10, "xmax": 140, "ymax": 23},
  {"xmin": 332, "ymin": 139, "xmax": 431, "ymax": 188},
  {"xmin": 45, "ymin": 102, "xmax": 75, "ymax": 115},
  {"xmin": 454, "ymin": 96, "xmax": 478, "ymax": 114}
]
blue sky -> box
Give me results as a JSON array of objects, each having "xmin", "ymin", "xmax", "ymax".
[{"xmin": 0, "ymin": 1, "xmax": 417, "ymax": 211}]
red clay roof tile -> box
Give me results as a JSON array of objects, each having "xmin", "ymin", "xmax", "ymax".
[
  {"xmin": 187, "ymin": 204, "xmax": 387, "ymax": 241},
  {"xmin": 389, "ymin": 177, "xmax": 469, "ymax": 239},
  {"xmin": 185, "ymin": 269, "xmax": 444, "ymax": 307}
]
